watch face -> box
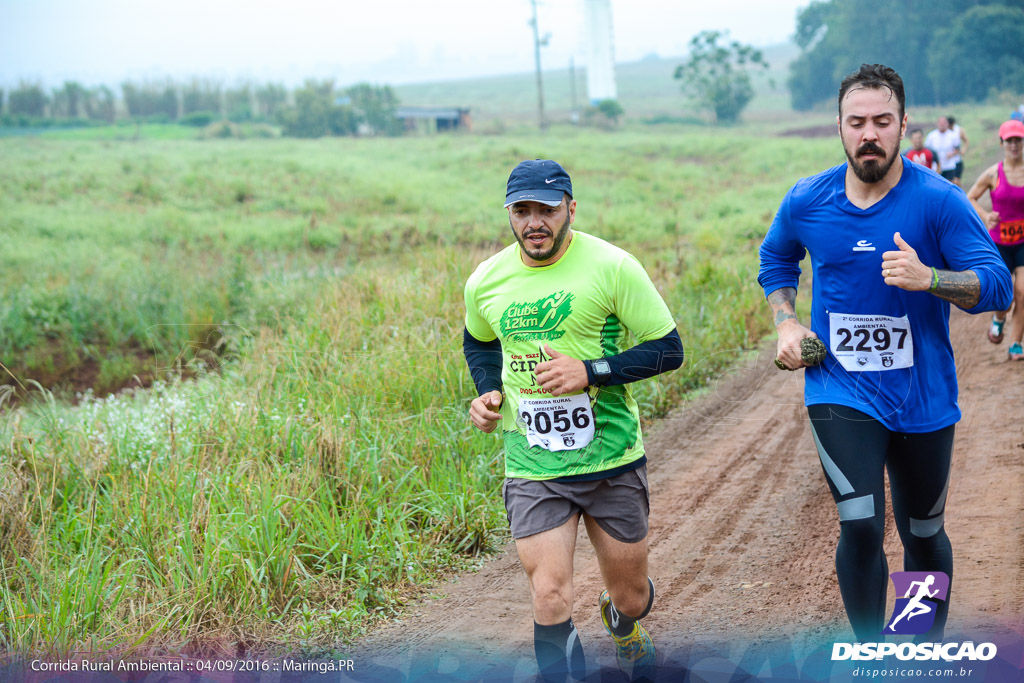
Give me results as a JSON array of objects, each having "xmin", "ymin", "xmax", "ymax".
[{"xmin": 593, "ymin": 359, "xmax": 611, "ymax": 375}]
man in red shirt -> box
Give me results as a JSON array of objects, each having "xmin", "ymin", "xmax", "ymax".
[{"xmin": 904, "ymin": 128, "xmax": 939, "ymax": 172}]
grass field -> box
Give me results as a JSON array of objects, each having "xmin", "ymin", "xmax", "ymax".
[{"xmin": 0, "ymin": 100, "xmax": 1013, "ymax": 657}]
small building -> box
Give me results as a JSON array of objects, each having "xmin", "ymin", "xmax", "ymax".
[{"xmin": 395, "ymin": 106, "xmax": 471, "ymax": 133}]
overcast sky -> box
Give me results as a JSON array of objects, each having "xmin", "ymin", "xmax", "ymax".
[{"xmin": 1, "ymin": 0, "xmax": 810, "ymax": 89}]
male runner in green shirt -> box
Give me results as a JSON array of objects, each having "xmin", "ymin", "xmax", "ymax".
[{"xmin": 463, "ymin": 159, "xmax": 684, "ymax": 682}]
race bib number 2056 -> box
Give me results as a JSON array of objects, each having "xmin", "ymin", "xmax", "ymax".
[
  {"xmin": 828, "ymin": 312, "xmax": 914, "ymax": 372},
  {"xmin": 517, "ymin": 394, "xmax": 595, "ymax": 452}
]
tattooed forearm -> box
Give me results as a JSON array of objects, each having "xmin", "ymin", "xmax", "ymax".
[
  {"xmin": 773, "ymin": 308, "xmax": 797, "ymax": 327},
  {"xmin": 767, "ymin": 287, "xmax": 799, "ymax": 327},
  {"xmin": 931, "ymin": 269, "xmax": 980, "ymax": 309}
]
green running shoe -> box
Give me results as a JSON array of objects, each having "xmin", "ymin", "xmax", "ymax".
[
  {"xmin": 599, "ymin": 590, "xmax": 656, "ymax": 681},
  {"xmin": 989, "ymin": 316, "xmax": 1006, "ymax": 344}
]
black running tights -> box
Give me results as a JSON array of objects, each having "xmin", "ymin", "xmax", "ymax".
[{"xmin": 808, "ymin": 404, "xmax": 954, "ymax": 642}]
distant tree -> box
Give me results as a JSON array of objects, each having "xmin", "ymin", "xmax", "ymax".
[
  {"xmin": 583, "ymin": 98, "xmax": 624, "ymax": 129},
  {"xmin": 66, "ymin": 81, "xmax": 85, "ymax": 118},
  {"xmin": 255, "ymin": 83, "xmax": 287, "ymax": 120},
  {"xmin": 276, "ymin": 81, "xmax": 399, "ymax": 138},
  {"xmin": 328, "ymin": 105, "xmax": 358, "ymax": 136},
  {"xmin": 51, "ymin": 89, "xmax": 68, "ymax": 118},
  {"xmin": 928, "ymin": 5, "xmax": 1024, "ymax": 102},
  {"xmin": 345, "ymin": 83, "xmax": 400, "ymax": 135},
  {"xmin": 122, "ymin": 80, "xmax": 178, "ymax": 120},
  {"xmin": 155, "ymin": 82, "xmax": 178, "ymax": 120},
  {"xmin": 596, "ymin": 98, "xmax": 623, "ymax": 122},
  {"xmin": 9, "ymin": 82, "xmax": 47, "ymax": 117},
  {"xmin": 182, "ymin": 78, "xmax": 221, "ymax": 116},
  {"xmin": 788, "ymin": 0, "xmax": 1017, "ymax": 110},
  {"xmin": 278, "ymin": 80, "xmax": 339, "ymax": 138},
  {"xmin": 225, "ymin": 83, "xmax": 253, "ymax": 122},
  {"xmin": 788, "ymin": 0, "xmax": 844, "ymax": 111},
  {"xmin": 674, "ymin": 30, "xmax": 768, "ymax": 123},
  {"xmin": 51, "ymin": 81, "xmax": 87, "ymax": 118},
  {"xmin": 84, "ymin": 85, "xmax": 116, "ymax": 123},
  {"xmin": 121, "ymin": 82, "xmax": 141, "ymax": 117}
]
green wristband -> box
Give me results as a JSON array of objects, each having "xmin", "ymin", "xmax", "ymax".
[{"xmin": 930, "ymin": 266, "xmax": 939, "ymax": 292}]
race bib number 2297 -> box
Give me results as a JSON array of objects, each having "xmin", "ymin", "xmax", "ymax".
[{"xmin": 828, "ymin": 312, "xmax": 914, "ymax": 372}]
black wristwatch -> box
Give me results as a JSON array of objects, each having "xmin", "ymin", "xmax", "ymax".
[{"xmin": 589, "ymin": 358, "xmax": 612, "ymax": 385}]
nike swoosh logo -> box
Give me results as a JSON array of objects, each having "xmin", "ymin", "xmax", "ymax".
[{"xmin": 545, "ymin": 178, "xmax": 556, "ymax": 184}]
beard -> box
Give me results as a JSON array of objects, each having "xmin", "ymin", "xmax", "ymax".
[
  {"xmin": 512, "ymin": 212, "xmax": 572, "ymax": 263},
  {"xmin": 843, "ymin": 136, "xmax": 900, "ymax": 184}
]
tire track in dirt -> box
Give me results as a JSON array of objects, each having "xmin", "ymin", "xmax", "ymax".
[{"xmin": 354, "ymin": 309, "xmax": 1024, "ymax": 673}]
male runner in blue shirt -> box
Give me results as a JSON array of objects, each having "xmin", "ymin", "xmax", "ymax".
[{"xmin": 758, "ymin": 64, "xmax": 1011, "ymax": 642}]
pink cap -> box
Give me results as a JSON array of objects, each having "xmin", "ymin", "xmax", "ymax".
[{"xmin": 999, "ymin": 120, "xmax": 1024, "ymax": 140}]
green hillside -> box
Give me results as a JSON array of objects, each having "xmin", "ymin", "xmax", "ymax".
[{"xmin": 394, "ymin": 42, "xmax": 800, "ymax": 127}]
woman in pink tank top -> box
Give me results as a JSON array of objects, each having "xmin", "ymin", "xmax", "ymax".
[{"xmin": 968, "ymin": 119, "xmax": 1024, "ymax": 359}]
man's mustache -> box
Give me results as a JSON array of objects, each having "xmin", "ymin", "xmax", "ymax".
[{"xmin": 858, "ymin": 142, "xmax": 885, "ymax": 158}]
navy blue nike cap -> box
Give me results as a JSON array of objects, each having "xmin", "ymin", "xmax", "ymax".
[{"xmin": 504, "ymin": 159, "xmax": 573, "ymax": 208}]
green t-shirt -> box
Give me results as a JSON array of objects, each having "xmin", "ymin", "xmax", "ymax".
[{"xmin": 464, "ymin": 230, "xmax": 676, "ymax": 480}]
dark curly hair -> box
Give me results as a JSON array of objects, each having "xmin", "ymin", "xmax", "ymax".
[{"xmin": 837, "ymin": 64, "xmax": 905, "ymax": 122}]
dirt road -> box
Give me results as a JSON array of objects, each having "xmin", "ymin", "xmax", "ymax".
[{"xmin": 354, "ymin": 310, "xmax": 1024, "ymax": 681}]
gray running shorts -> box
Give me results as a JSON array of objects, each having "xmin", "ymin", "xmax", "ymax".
[{"xmin": 502, "ymin": 465, "xmax": 650, "ymax": 543}]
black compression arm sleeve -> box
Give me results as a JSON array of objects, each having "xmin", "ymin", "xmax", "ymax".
[
  {"xmin": 583, "ymin": 328, "xmax": 684, "ymax": 386},
  {"xmin": 463, "ymin": 328, "xmax": 503, "ymax": 395}
]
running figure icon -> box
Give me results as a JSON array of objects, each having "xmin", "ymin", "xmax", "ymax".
[{"xmin": 887, "ymin": 575, "xmax": 939, "ymax": 632}]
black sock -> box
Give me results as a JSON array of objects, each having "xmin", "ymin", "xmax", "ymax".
[
  {"xmin": 605, "ymin": 577, "xmax": 655, "ymax": 638},
  {"xmin": 534, "ymin": 618, "xmax": 586, "ymax": 683}
]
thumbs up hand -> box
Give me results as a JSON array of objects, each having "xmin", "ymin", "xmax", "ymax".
[
  {"xmin": 535, "ymin": 345, "xmax": 590, "ymax": 396},
  {"xmin": 881, "ymin": 232, "xmax": 933, "ymax": 292}
]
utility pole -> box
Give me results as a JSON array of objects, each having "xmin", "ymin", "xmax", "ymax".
[
  {"xmin": 569, "ymin": 57, "xmax": 578, "ymax": 124},
  {"xmin": 530, "ymin": 0, "xmax": 547, "ymax": 130}
]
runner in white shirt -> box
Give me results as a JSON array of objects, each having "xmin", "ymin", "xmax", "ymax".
[{"xmin": 925, "ymin": 116, "xmax": 964, "ymax": 186}]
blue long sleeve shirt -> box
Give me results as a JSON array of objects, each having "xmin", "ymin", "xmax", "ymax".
[{"xmin": 758, "ymin": 157, "xmax": 1012, "ymax": 432}]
